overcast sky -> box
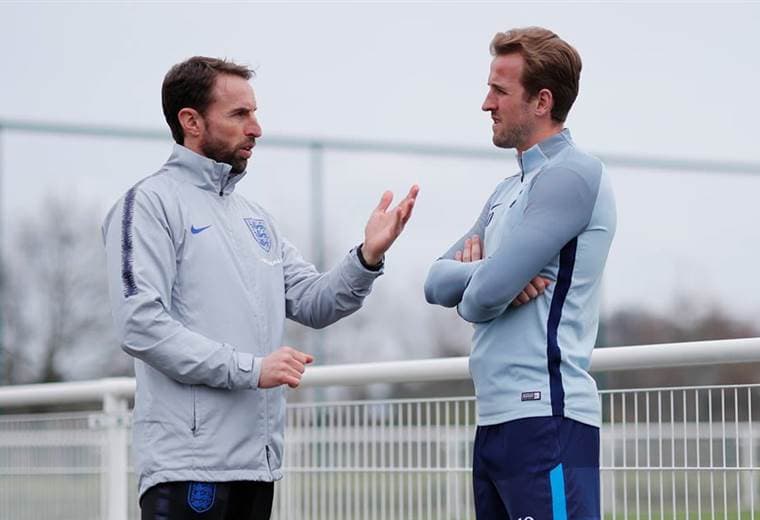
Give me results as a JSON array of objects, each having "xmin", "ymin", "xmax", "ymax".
[{"xmin": 1, "ymin": 2, "xmax": 759, "ymax": 330}]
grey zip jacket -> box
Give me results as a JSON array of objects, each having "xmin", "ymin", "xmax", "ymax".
[{"xmin": 102, "ymin": 144, "xmax": 382, "ymax": 498}]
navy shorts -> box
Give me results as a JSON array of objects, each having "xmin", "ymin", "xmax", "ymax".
[
  {"xmin": 140, "ymin": 480, "xmax": 273, "ymax": 520},
  {"xmin": 473, "ymin": 416, "xmax": 600, "ymax": 520}
]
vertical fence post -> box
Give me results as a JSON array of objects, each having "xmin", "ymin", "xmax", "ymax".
[
  {"xmin": 309, "ymin": 142, "xmax": 325, "ymax": 273},
  {"xmin": 103, "ymin": 391, "xmax": 129, "ymax": 520},
  {"xmin": 740, "ymin": 426, "xmax": 752, "ymax": 510},
  {"xmin": 309, "ymin": 142, "xmax": 327, "ymax": 400}
]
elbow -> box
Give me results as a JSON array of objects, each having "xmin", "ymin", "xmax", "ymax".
[
  {"xmin": 423, "ymin": 276, "xmax": 438, "ymax": 305},
  {"xmin": 424, "ymin": 265, "xmax": 457, "ymax": 307},
  {"xmin": 458, "ymin": 287, "xmax": 504, "ymax": 323},
  {"xmin": 120, "ymin": 340, "xmax": 138, "ymax": 359},
  {"xmin": 287, "ymin": 295, "xmax": 360, "ymax": 329},
  {"xmin": 117, "ymin": 317, "xmax": 141, "ymax": 359},
  {"xmin": 457, "ymin": 300, "xmax": 495, "ymax": 324},
  {"xmin": 118, "ymin": 325, "xmax": 153, "ymax": 362},
  {"xmin": 117, "ymin": 306, "xmax": 163, "ymax": 360},
  {"xmin": 424, "ymin": 280, "xmax": 457, "ymax": 308},
  {"xmin": 457, "ymin": 297, "xmax": 481, "ymax": 323}
]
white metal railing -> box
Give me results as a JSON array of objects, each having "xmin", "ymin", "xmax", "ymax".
[{"xmin": 1, "ymin": 337, "xmax": 759, "ymax": 519}]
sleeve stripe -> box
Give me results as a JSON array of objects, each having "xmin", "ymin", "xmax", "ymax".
[
  {"xmin": 546, "ymin": 236, "xmax": 578, "ymax": 417},
  {"xmin": 121, "ymin": 185, "xmax": 140, "ymax": 298}
]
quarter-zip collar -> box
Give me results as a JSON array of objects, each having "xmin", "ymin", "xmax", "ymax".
[
  {"xmin": 164, "ymin": 143, "xmax": 248, "ymax": 196},
  {"xmin": 516, "ymin": 128, "xmax": 573, "ymax": 181}
]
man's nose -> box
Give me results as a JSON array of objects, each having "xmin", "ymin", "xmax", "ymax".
[
  {"xmin": 482, "ymin": 93, "xmax": 494, "ymax": 112},
  {"xmin": 246, "ymin": 117, "xmax": 262, "ymax": 138}
]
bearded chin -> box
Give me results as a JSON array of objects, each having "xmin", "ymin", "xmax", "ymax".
[
  {"xmin": 228, "ymin": 159, "xmax": 247, "ymax": 174},
  {"xmin": 201, "ymin": 138, "xmax": 247, "ymax": 174},
  {"xmin": 493, "ymin": 130, "xmax": 521, "ymax": 149},
  {"xmin": 494, "ymin": 121, "xmax": 533, "ymax": 150}
]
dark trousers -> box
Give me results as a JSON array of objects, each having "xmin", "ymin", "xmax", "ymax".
[{"xmin": 140, "ymin": 481, "xmax": 274, "ymax": 520}]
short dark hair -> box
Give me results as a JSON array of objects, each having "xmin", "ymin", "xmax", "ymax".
[
  {"xmin": 490, "ymin": 27, "xmax": 582, "ymax": 123},
  {"xmin": 161, "ymin": 56, "xmax": 254, "ymax": 144}
]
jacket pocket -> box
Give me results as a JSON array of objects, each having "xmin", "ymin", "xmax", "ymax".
[{"xmin": 191, "ymin": 385, "xmax": 198, "ymax": 434}]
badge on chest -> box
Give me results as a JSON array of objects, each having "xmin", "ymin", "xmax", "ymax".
[{"xmin": 243, "ymin": 217, "xmax": 272, "ymax": 253}]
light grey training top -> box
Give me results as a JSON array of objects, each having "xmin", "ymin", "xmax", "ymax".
[
  {"xmin": 102, "ymin": 144, "xmax": 382, "ymax": 497},
  {"xmin": 425, "ymin": 129, "xmax": 616, "ymax": 427}
]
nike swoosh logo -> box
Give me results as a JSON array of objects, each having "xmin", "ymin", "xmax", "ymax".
[{"xmin": 191, "ymin": 225, "xmax": 212, "ymax": 235}]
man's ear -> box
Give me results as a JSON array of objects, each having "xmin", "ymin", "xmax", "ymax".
[
  {"xmin": 178, "ymin": 108, "xmax": 204, "ymax": 140},
  {"xmin": 534, "ymin": 88, "xmax": 554, "ymax": 118}
]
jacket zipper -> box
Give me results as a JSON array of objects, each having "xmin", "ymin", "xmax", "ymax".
[
  {"xmin": 217, "ymin": 170, "xmax": 272, "ymax": 472},
  {"xmin": 219, "ymin": 172, "xmax": 229, "ymax": 197}
]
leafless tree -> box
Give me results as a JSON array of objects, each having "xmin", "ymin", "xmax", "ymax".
[
  {"xmin": 602, "ymin": 302, "xmax": 759, "ymax": 390},
  {"xmin": 1, "ymin": 193, "xmax": 129, "ymax": 384}
]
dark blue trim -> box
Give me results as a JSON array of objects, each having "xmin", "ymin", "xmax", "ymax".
[
  {"xmin": 546, "ymin": 237, "xmax": 577, "ymax": 417},
  {"xmin": 121, "ymin": 186, "xmax": 139, "ymax": 298}
]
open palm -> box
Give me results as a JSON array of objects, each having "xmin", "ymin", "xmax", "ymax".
[{"xmin": 362, "ymin": 185, "xmax": 420, "ymax": 265}]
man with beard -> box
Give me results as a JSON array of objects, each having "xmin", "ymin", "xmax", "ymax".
[
  {"xmin": 102, "ymin": 56, "xmax": 418, "ymax": 519},
  {"xmin": 425, "ymin": 28, "xmax": 615, "ymax": 519}
]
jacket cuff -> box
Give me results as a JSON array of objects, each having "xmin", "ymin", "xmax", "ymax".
[
  {"xmin": 357, "ymin": 243, "xmax": 384, "ymax": 271},
  {"xmin": 347, "ymin": 246, "xmax": 385, "ymax": 280},
  {"xmin": 232, "ymin": 350, "xmax": 261, "ymax": 389},
  {"xmin": 250, "ymin": 356, "xmax": 263, "ymax": 390}
]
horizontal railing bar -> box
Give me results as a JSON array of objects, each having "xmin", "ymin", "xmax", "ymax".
[
  {"xmin": 285, "ymin": 394, "xmax": 475, "ymax": 409},
  {"xmin": 0, "ymin": 377, "xmax": 134, "ymax": 407},
  {"xmin": 2, "ymin": 119, "xmax": 759, "ymax": 174},
  {"xmin": 1, "ymin": 338, "xmax": 759, "ymax": 405},
  {"xmin": 301, "ymin": 337, "xmax": 760, "ymax": 388},
  {"xmin": 0, "ymin": 468, "xmax": 102, "ymax": 476},
  {"xmin": 281, "ymin": 466, "xmax": 760, "ymax": 472},
  {"xmin": 590, "ymin": 337, "xmax": 760, "ymax": 372},
  {"xmin": 236, "ymin": 466, "xmax": 760, "ymax": 474},
  {"xmin": 0, "ymin": 411, "xmax": 96, "ymax": 423},
  {"xmin": 600, "ymin": 467, "xmax": 760, "ymax": 472},
  {"xmin": 302, "ymin": 357, "xmax": 468, "ymax": 388},
  {"xmin": 282, "ymin": 467, "xmax": 472, "ymax": 473},
  {"xmin": 599, "ymin": 382, "xmax": 760, "ymax": 394}
]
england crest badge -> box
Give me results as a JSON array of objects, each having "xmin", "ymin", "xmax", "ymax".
[
  {"xmin": 244, "ymin": 218, "xmax": 272, "ymax": 253},
  {"xmin": 187, "ymin": 482, "xmax": 215, "ymax": 513}
]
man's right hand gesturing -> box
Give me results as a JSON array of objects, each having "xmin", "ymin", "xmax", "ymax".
[{"xmin": 258, "ymin": 346, "xmax": 314, "ymax": 389}]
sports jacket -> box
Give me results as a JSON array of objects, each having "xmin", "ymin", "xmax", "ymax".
[
  {"xmin": 102, "ymin": 144, "xmax": 382, "ymax": 497},
  {"xmin": 425, "ymin": 129, "xmax": 616, "ymax": 427}
]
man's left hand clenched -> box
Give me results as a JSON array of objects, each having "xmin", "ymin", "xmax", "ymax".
[{"xmin": 362, "ymin": 184, "xmax": 420, "ymax": 265}]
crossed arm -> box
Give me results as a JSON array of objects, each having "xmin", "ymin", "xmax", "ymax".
[
  {"xmin": 425, "ymin": 166, "xmax": 595, "ymax": 322},
  {"xmin": 453, "ymin": 235, "xmax": 551, "ymax": 308}
]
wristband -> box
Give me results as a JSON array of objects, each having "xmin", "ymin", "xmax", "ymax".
[{"xmin": 357, "ymin": 243, "xmax": 384, "ymax": 271}]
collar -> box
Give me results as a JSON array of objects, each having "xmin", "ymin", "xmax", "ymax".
[
  {"xmin": 517, "ymin": 128, "xmax": 573, "ymax": 180},
  {"xmin": 164, "ymin": 143, "xmax": 248, "ymax": 196}
]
